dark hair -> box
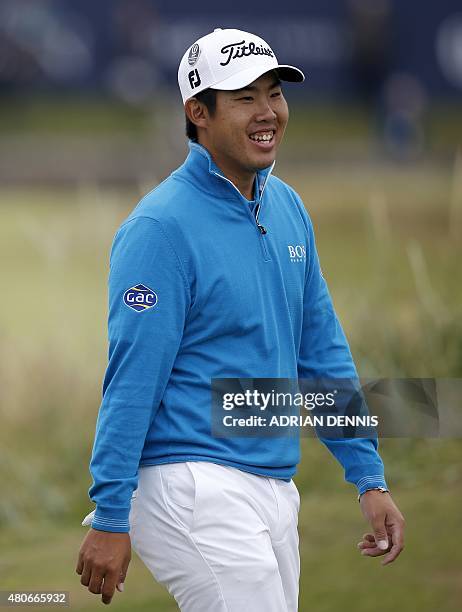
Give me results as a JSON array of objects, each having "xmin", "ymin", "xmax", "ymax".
[{"xmin": 185, "ymin": 88, "xmax": 217, "ymax": 141}]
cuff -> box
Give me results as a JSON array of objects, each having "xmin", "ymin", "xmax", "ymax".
[
  {"xmin": 355, "ymin": 474, "xmax": 389, "ymax": 496},
  {"xmin": 91, "ymin": 504, "xmax": 131, "ymax": 533},
  {"xmin": 345, "ymin": 462, "xmax": 388, "ymax": 496}
]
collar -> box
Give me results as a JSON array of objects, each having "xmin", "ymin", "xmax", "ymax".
[{"xmin": 177, "ymin": 140, "xmax": 275, "ymax": 204}]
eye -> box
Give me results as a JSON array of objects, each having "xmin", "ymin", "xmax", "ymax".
[
  {"xmin": 271, "ymin": 91, "xmax": 282, "ymax": 98},
  {"xmin": 238, "ymin": 96, "xmax": 254, "ymax": 101}
]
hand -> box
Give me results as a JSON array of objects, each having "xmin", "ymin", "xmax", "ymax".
[
  {"xmin": 357, "ymin": 490, "xmax": 405, "ymax": 565},
  {"xmin": 76, "ymin": 528, "xmax": 131, "ymax": 605}
]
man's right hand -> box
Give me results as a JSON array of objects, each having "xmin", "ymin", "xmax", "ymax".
[{"xmin": 76, "ymin": 528, "xmax": 131, "ymax": 605}]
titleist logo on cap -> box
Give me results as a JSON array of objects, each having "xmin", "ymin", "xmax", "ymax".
[
  {"xmin": 178, "ymin": 28, "xmax": 304, "ymax": 104},
  {"xmin": 219, "ymin": 40, "xmax": 275, "ymax": 67}
]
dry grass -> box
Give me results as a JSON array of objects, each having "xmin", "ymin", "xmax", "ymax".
[{"xmin": 0, "ymin": 159, "xmax": 461, "ymax": 610}]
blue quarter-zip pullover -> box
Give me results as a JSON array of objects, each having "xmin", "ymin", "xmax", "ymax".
[{"xmin": 88, "ymin": 141, "xmax": 387, "ymax": 533}]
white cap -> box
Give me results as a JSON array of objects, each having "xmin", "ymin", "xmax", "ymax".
[{"xmin": 178, "ymin": 28, "xmax": 305, "ymax": 104}]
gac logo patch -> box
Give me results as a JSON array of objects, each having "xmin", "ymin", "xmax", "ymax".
[{"xmin": 123, "ymin": 284, "xmax": 157, "ymax": 312}]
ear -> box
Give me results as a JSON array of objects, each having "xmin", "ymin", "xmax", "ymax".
[{"xmin": 185, "ymin": 98, "xmax": 210, "ymax": 131}]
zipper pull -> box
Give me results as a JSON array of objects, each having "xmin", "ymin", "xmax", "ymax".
[{"xmin": 258, "ymin": 224, "xmax": 267, "ymax": 235}]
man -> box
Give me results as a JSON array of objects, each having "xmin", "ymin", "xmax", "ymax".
[{"xmin": 76, "ymin": 28, "xmax": 405, "ymax": 610}]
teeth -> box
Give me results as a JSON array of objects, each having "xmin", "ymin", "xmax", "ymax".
[{"xmin": 249, "ymin": 131, "xmax": 274, "ymax": 142}]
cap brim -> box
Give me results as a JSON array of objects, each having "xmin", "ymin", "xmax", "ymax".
[
  {"xmin": 209, "ymin": 64, "xmax": 305, "ymax": 92},
  {"xmin": 275, "ymin": 65, "xmax": 305, "ymax": 83}
]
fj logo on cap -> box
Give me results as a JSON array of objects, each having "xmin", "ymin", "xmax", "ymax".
[
  {"xmin": 188, "ymin": 69, "xmax": 201, "ymax": 89},
  {"xmin": 188, "ymin": 43, "xmax": 201, "ymax": 66},
  {"xmin": 123, "ymin": 284, "xmax": 158, "ymax": 312},
  {"xmin": 178, "ymin": 28, "xmax": 304, "ymax": 104}
]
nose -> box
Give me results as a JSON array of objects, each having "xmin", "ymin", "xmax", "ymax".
[{"xmin": 254, "ymin": 96, "xmax": 277, "ymax": 122}]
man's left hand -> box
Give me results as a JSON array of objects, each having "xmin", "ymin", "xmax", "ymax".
[{"xmin": 357, "ymin": 490, "xmax": 405, "ymax": 565}]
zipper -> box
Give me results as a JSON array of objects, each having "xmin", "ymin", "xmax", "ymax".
[
  {"xmin": 254, "ymin": 160, "xmax": 275, "ymax": 236},
  {"xmin": 211, "ymin": 164, "xmax": 274, "ymax": 261},
  {"xmin": 248, "ymin": 198, "xmax": 269, "ymax": 260},
  {"xmin": 254, "ymin": 202, "xmax": 266, "ymax": 234}
]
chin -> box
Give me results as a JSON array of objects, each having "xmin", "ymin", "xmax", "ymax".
[{"xmin": 253, "ymin": 152, "xmax": 276, "ymax": 169}]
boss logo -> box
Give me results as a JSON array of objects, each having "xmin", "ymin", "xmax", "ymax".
[
  {"xmin": 123, "ymin": 284, "xmax": 158, "ymax": 312},
  {"xmin": 288, "ymin": 245, "xmax": 306, "ymax": 262},
  {"xmin": 188, "ymin": 69, "xmax": 201, "ymax": 89}
]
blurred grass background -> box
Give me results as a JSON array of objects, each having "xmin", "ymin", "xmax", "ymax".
[{"xmin": 0, "ymin": 102, "xmax": 461, "ymax": 611}]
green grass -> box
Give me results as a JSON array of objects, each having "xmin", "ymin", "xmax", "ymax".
[
  {"xmin": 0, "ymin": 473, "xmax": 461, "ymax": 612},
  {"xmin": 0, "ymin": 161, "xmax": 461, "ymax": 610},
  {"xmin": 0, "ymin": 526, "xmax": 177, "ymax": 611},
  {"xmin": 0, "ymin": 96, "xmax": 150, "ymax": 135},
  {"xmin": 1, "ymin": 96, "xmax": 461, "ymax": 154}
]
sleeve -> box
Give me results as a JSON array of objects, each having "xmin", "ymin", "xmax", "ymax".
[
  {"xmin": 87, "ymin": 216, "xmax": 190, "ymax": 532},
  {"xmin": 296, "ymin": 203, "xmax": 388, "ymax": 496}
]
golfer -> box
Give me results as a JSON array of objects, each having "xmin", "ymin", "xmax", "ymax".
[{"xmin": 76, "ymin": 28, "xmax": 405, "ymax": 610}]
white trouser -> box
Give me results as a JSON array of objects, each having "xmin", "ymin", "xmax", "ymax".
[{"xmin": 129, "ymin": 461, "xmax": 300, "ymax": 612}]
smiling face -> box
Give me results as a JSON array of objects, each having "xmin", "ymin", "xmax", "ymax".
[{"xmin": 186, "ymin": 70, "xmax": 289, "ymax": 197}]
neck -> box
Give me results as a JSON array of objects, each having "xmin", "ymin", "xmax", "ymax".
[
  {"xmin": 197, "ymin": 139, "xmax": 256, "ymax": 201},
  {"xmin": 220, "ymin": 168, "xmax": 256, "ymax": 201}
]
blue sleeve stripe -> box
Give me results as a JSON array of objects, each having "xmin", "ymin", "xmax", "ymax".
[
  {"xmin": 356, "ymin": 475, "xmax": 386, "ymax": 489},
  {"xmin": 93, "ymin": 515, "xmax": 130, "ymax": 527}
]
